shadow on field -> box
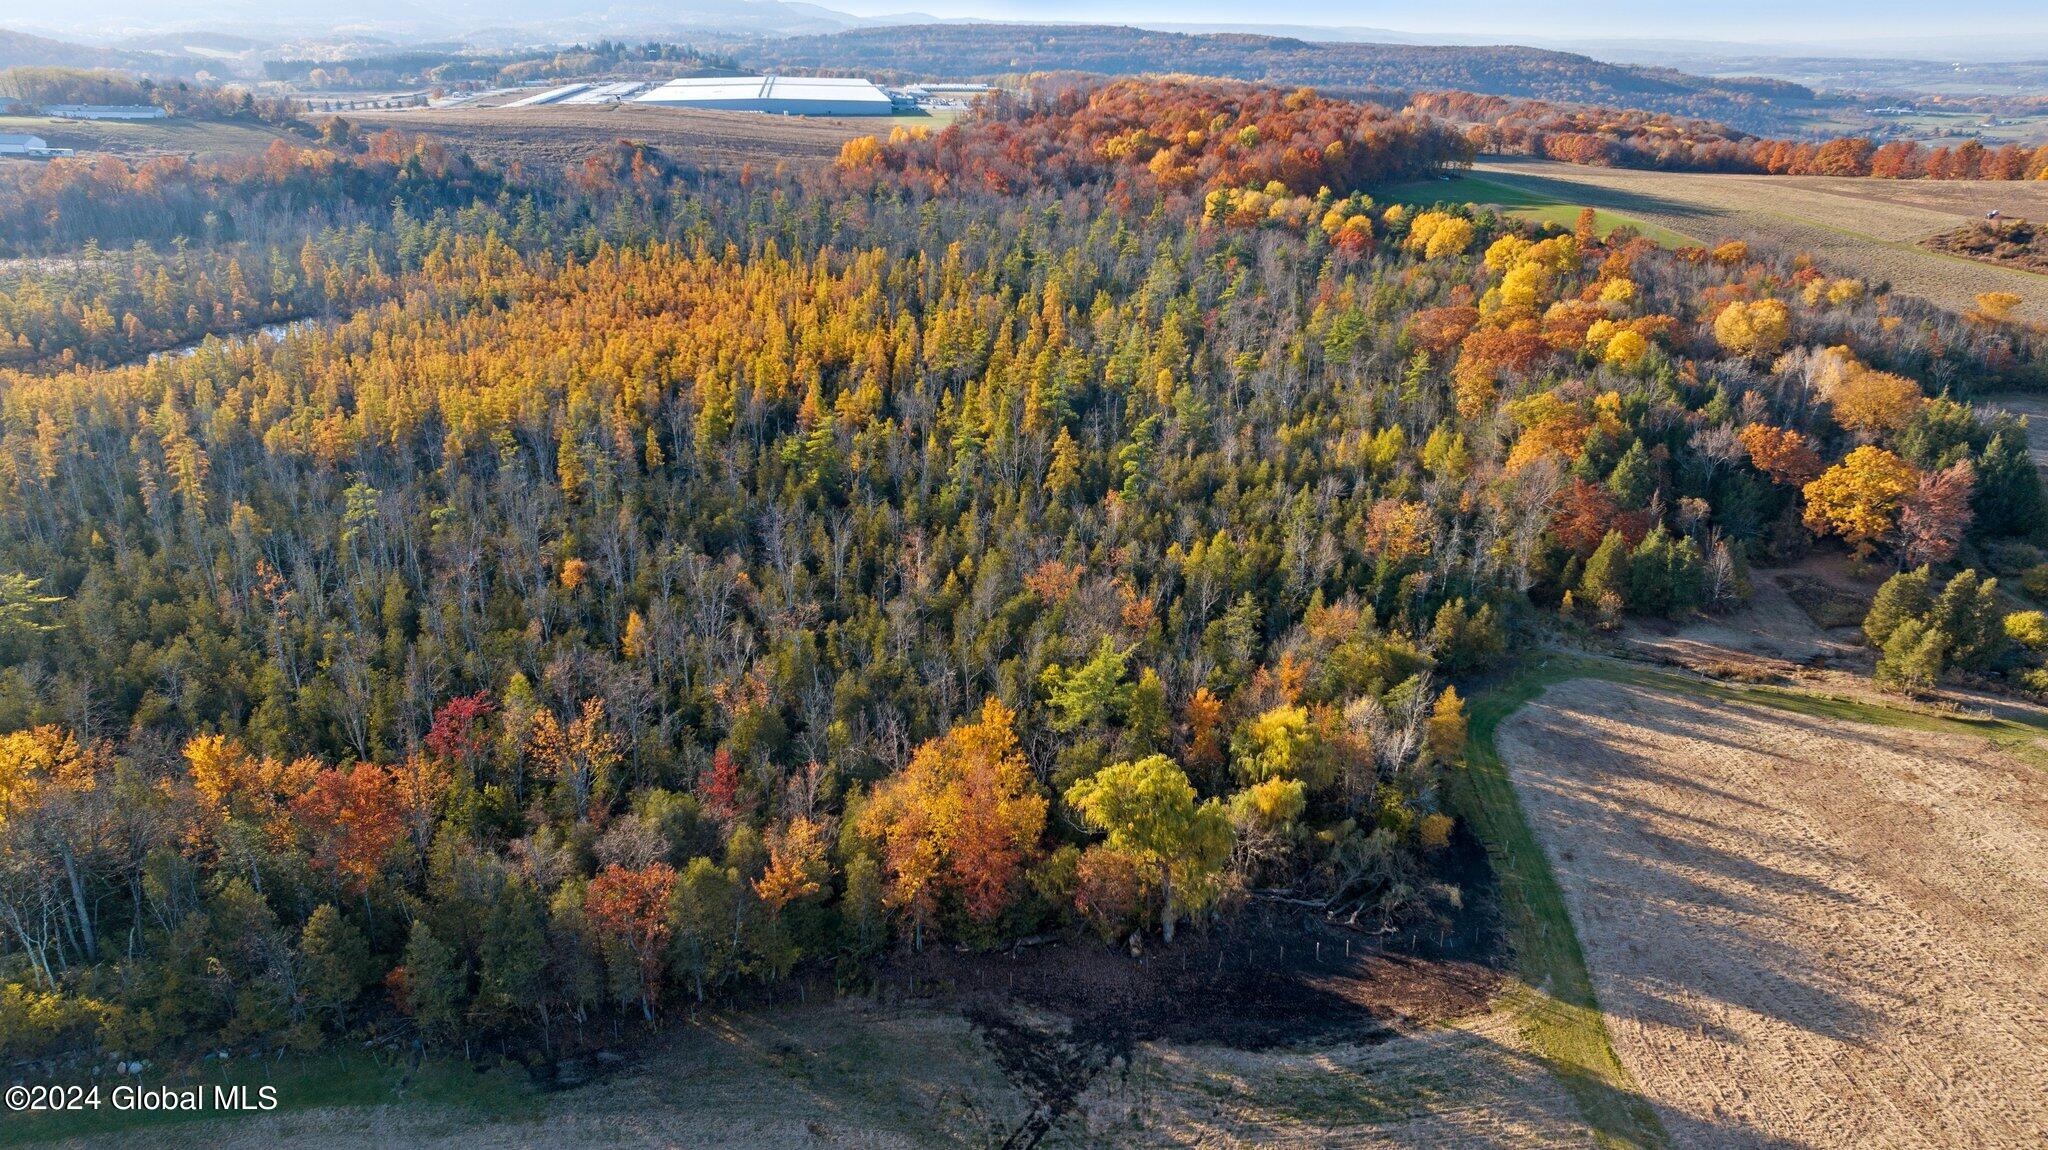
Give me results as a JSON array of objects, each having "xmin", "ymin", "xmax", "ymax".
[
  {"xmin": 1503, "ymin": 689, "xmax": 1892, "ymax": 1047},
  {"xmin": 1456, "ymin": 166, "xmax": 1729, "ymax": 227}
]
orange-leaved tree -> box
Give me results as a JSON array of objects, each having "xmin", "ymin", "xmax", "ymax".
[
  {"xmin": 585, "ymin": 861, "xmax": 678, "ymax": 1020},
  {"xmin": 856, "ymin": 697, "xmax": 1046, "ymax": 947}
]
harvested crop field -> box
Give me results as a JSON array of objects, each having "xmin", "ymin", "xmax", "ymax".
[
  {"xmin": 1467, "ymin": 159, "xmax": 2048, "ymax": 321},
  {"xmin": 331, "ymin": 104, "xmax": 900, "ymax": 172},
  {"xmin": 1497, "ymin": 676, "xmax": 2048, "ymax": 1147}
]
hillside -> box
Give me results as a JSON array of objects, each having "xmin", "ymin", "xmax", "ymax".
[
  {"xmin": 0, "ymin": 28, "xmax": 209, "ymax": 78},
  {"xmin": 749, "ymin": 24, "xmax": 1834, "ymax": 132}
]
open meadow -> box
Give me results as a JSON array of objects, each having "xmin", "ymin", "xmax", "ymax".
[
  {"xmin": 0, "ymin": 114, "xmax": 298, "ymax": 160},
  {"xmin": 1462, "ymin": 159, "xmax": 2048, "ymax": 321}
]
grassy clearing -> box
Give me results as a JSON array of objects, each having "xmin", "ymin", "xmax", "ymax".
[
  {"xmin": 0, "ymin": 1052, "xmax": 537, "ymax": 1147},
  {"xmin": 1586, "ymin": 654, "xmax": 2048, "ymax": 768},
  {"xmin": 1452, "ymin": 659, "xmax": 1669, "ymax": 1150},
  {"xmin": 1383, "ymin": 173, "xmax": 1697, "ymax": 248}
]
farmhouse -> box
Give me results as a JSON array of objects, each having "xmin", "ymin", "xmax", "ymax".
[
  {"xmin": 46, "ymin": 104, "xmax": 168, "ymax": 120},
  {"xmin": 633, "ymin": 76, "xmax": 893, "ymax": 117}
]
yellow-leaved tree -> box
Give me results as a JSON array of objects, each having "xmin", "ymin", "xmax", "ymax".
[
  {"xmin": 1802, "ymin": 445, "xmax": 1917, "ymax": 557},
  {"xmin": 1713, "ymin": 298, "xmax": 1792, "ymax": 360}
]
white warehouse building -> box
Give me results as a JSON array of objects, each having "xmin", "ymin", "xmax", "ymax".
[{"xmin": 634, "ymin": 75, "xmax": 892, "ymax": 116}]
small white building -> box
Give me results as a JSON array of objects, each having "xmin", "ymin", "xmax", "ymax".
[
  {"xmin": 634, "ymin": 76, "xmax": 893, "ymax": 117},
  {"xmin": 46, "ymin": 104, "xmax": 168, "ymax": 120},
  {"xmin": 0, "ymin": 133, "xmax": 48, "ymax": 154}
]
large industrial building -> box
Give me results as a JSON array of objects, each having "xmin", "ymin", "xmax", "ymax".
[{"xmin": 633, "ymin": 76, "xmax": 893, "ymax": 117}]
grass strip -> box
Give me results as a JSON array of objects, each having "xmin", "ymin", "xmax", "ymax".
[
  {"xmin": 0, "ymin": 1051, "xmax": 537, "ymax": 1147},
  {"xmin": 1452, "ymin": 655, "xmax": 1669, "ymax": 1150}
]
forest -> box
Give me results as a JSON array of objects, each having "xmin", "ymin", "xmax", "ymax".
[
  {"xmin": 1416, "ymin": 90, "xmax": 2048, "ymax": 179},
  {"xmin": 1, "ymin": 76, "xmax": 2043, "ymax": 1069}
]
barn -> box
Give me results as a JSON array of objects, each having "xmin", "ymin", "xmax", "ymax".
[
  {"xmin": 633, "ymin": 76, "xmax": 893, "ymax": 117},
  {"xmin": 0, "ymin": 133, "xmax": 48, "ymax": 154}
]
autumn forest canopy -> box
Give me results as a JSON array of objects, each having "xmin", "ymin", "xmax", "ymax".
[{"xmin": 1, "ymin": 76, "xmax": 2045, "ymax": 1069}]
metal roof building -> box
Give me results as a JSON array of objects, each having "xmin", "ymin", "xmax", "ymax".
[{"xmin": 633, "ymin": 76, "xmax": 893, "ymax": 117}]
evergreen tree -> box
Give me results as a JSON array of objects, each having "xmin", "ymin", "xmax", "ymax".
[
  {"xmin": 1877, "ymin": 617, "xmax": 1948, "ymax": 692},
  {"xmin": 1929, "ymin": 570, "xmax": 2004, "ymax": 671},
  {"xmin": 1974, "ymin": 429, "xmax": 2042, "ymax": 537},
  {"xmin": 1606, "ymin": 438, "xmax": 1656, "ymax": 509},
  {"xmin": 1626, "ymin": 526, "xmax": 1704, "ymax": 617},
  {"xmin": 1864, "ymin": 566, "xmax": 1934, "ymax": 649},
  {"xmin": 299, "ymin": 904, "xmax": 372, "ymax": 1032},
  {"xmin": 1579, "ymin": 530, "xmax": 1634, "ymax": 615},
  {"xmin": 400, "ymin": 920, "xmax": 469, "ymax": 1046}
]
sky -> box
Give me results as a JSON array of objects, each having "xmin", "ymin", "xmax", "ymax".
[
  {"xmin": 5, "ymin": 0, "xmax": 2046, "ymax": 54},
  {"xmin": 835, "ymin": 0, "xmax": 2048, "ymax": 46}
]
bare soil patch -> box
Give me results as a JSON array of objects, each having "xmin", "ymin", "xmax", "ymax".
[
  {"xmin": 1498, "ymin": 676, "xmax": 2048, "ymax": 1148},
  {"xmin": 332, "ymin": 104, "xmax": 886, "ymax": 172}
]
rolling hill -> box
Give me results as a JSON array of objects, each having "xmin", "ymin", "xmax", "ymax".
[{"xmin": 748, "ymin": 24, "xmax": 1839, "ymax": 132}]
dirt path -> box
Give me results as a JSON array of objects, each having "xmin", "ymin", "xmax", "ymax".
[
  {"xmin": 1469, "ymin": 159, "xmax": 2048, "ymax": 321},
  {"xmin": 1497, "ymin": 677, "xmax": 2048, "ymax": 1147}
]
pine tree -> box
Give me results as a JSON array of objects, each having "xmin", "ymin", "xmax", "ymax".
[
  {"xmin": 1864, "ymin": 566, "xmax": 1933, "ymax": 649},
  {"xmin": 1627, "ymin": 526, "xmax": 1704, "ymax": 617},
  {"xmin": 1929, "ymin": 570, "xmax": 2004, "ymax": 671},
  {"xmin": 1606, "ymin": 438, "xmax": 1655, "ymax": 509},
  {"xmin": 400, "ymin": 920, "xmax": 468, "ymax": 1045},
  {"xmin": 1579, "ymin": 530, "xmax": 1633, "ymax": 614},
  {"xmin": 299, "ymin": 904, "xmax": 372, "ymax": 1032},
  {"xmin": 1877, "ymin": 617, "xmax": 1948, "ymax": 692}
]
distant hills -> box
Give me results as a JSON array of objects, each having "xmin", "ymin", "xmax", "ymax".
[
  {"xmin": 0, "ymin": 28, "xmax": 217, "ymax": 77},
  {"xmin": 749, "ymin": 25, "xmax": 1834, "ymax": 132},
  {"xmin": 0, "ymin": 17, "xmax": 1901, "ymax": 135}
]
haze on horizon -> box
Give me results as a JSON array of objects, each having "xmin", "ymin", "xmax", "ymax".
[{"xmin": 4, "ymin": 0, "xmax": 2046, "ymax": 56}]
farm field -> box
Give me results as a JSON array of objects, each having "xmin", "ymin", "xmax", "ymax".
[
  {"xmin": 1496, "ymin": 675, "xmax": 2048, "ymax": 1148},
  {"xmin": 332, "ymin": 104, "xmax": 918, "ymax": 171},
  {"xmin": 0, "ymin": 114, "xmax": 298, "ymax": 160},
  {"xmin": 1467, "ymin": 158, "xmax": 2048, "ymax": 321},
  {"xmin": 1382, "ymin": 173, "xmax": 1697, "ymax": 248}
]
